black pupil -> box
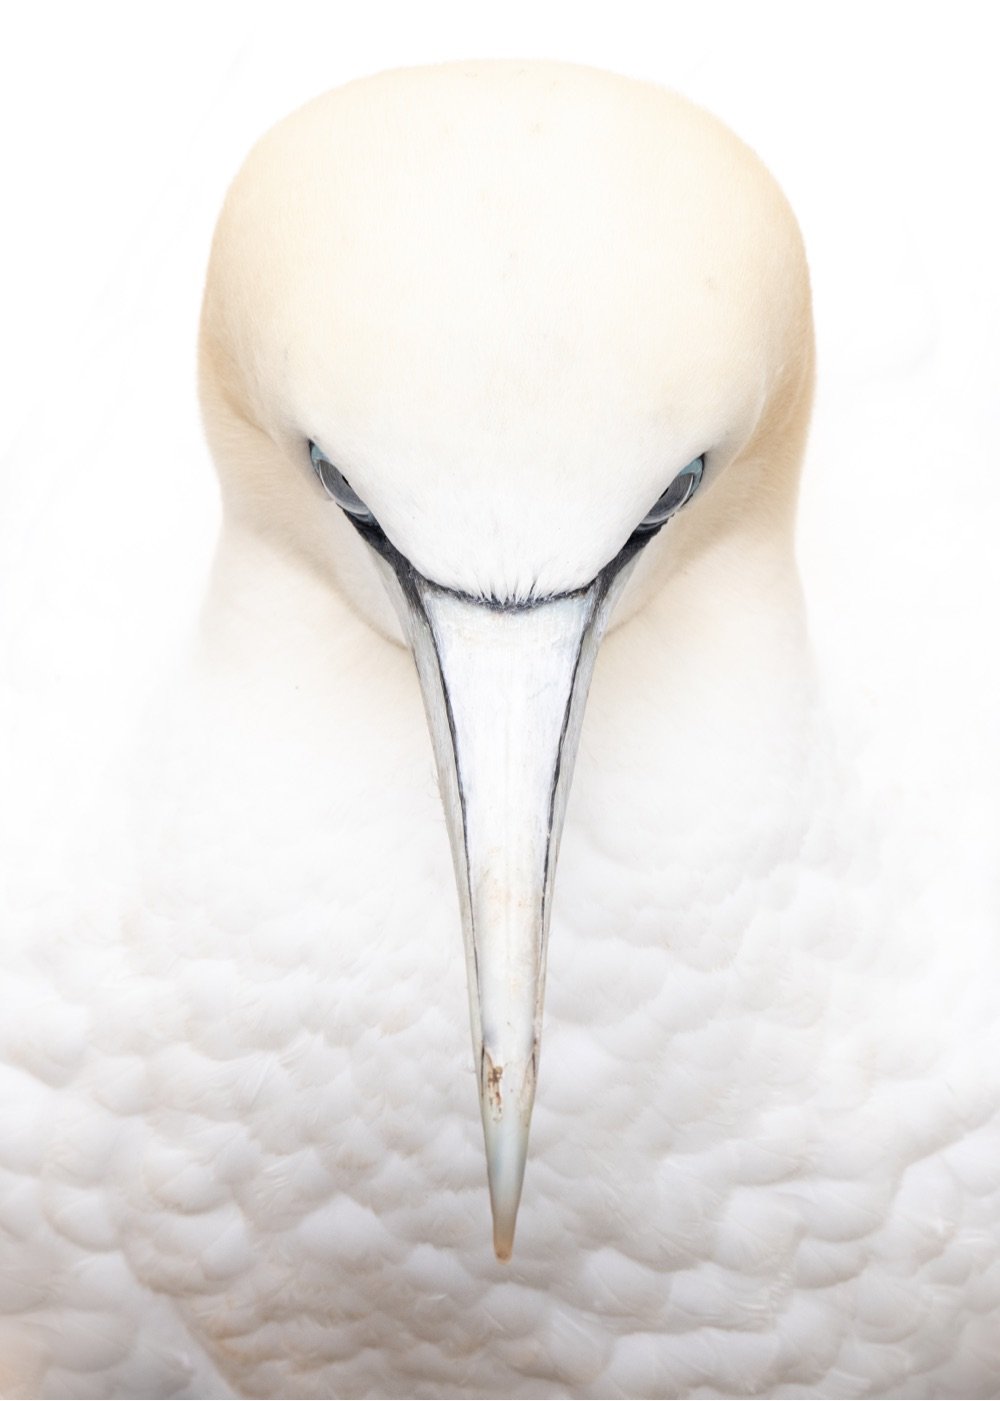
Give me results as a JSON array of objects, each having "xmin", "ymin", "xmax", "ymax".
[
  {"xmin": 657, "ymin": 475, "xmax": 691, "ymax": 514},
  {"xmin": 638, "ymin": 472, "xmax": 694, "ymax": 529}
]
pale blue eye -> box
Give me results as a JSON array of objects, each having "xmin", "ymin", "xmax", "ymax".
[
  {"xmin": 637, "ymin": 456, "xmax": 704, "ymax": 531},
  {"xmin": 309, "ymin": 441, "xmax": 375, "ymax": 522}
]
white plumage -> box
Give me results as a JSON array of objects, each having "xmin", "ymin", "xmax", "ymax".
[{"xmin": 2, "ymin": 59, "xmax": 999, "ymax": 1400}]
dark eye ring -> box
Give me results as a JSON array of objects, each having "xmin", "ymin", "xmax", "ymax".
[
  {"xmin": 636, "ymin": 456, "xmax": 704, "ymax": 531},
  {"xmin": 309, "ymin": 441, "xmax": 375, "ymax": 523}
]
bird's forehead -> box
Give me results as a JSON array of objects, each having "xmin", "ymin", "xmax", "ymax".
[{"xmin": 211, "ymin": 66, "xmax": 802, "ymax": 594}]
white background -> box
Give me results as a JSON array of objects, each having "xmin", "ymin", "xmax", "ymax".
[{"xmin": 1, "ymin": 1, "xmax": 998, "ymax": 842}]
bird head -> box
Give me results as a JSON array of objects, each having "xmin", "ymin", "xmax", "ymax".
[{"xmin": 198, "ymin": 61, "xmax": 813, "ymax": 1257}]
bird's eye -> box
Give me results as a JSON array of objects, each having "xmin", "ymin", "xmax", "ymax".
[
  {"xmin": 309, "ymin": 441, "xmax": 376, "ymax": 523},
  {"xmin": 636, "ymin": 456, "xmax": 705, "ymax": 531}
]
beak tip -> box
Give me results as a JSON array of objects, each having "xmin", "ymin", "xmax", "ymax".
[
  {"xmin": 489, "ymin": 1176, "xmax": 522, "ymax": 1262},
  {"xmin": 482, "ymin": 1079, "xmax": 533, "ymax": 1263},
  {"xmin": 493, "ymin": 1230, "xmax": 514, "ymax": 1263}
]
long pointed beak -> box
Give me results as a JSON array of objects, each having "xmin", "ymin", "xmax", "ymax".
[
  {"xmin": 416, "ymin": 585, "xmax": 605, "ymax": 1258},
  {"xmin": 368, "ymin": 541, "xmax": 635, "ymax": 1257}
]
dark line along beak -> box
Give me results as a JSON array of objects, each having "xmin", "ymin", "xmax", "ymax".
[{"xmin": 362, "ymin": 526, "xmax": 641, "ymax": 1258}]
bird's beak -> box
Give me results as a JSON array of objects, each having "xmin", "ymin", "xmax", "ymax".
[{"xmin": 367, "ymin": 540, "xmax": 636, "ymax": 1258}]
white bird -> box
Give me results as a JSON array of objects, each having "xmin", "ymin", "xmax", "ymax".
[{"xmin": 2, "ymin": 60, "xmax": 999, "ymax": 1399}]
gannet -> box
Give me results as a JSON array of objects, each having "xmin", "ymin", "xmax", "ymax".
[{"xmin": 2, "ymin": 61, "xmax": 999, "ymax": 1400}]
